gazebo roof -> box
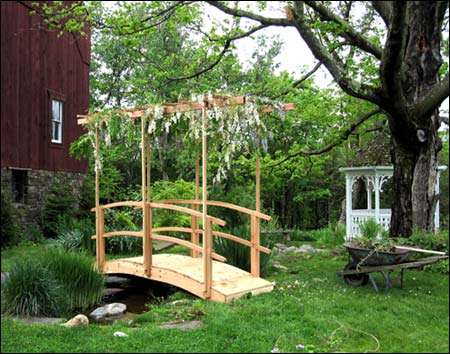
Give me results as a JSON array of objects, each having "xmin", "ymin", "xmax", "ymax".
[
  {"xmin": 339, "ymin": 165, "xmax": 447, "ymax": 175},
  {"xmin": 339, "ymin": 165, "xmax": 393, "ymax": 175}
]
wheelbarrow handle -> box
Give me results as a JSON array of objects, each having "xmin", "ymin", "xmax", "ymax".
[{"xmin": 395, "ymin": 246, "xmax": 448, "ymax": 256}]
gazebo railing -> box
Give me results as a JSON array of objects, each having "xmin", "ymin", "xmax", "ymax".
[{"xmin": 350, "ymin": 209, "xmax": 391, "ymax": 238}]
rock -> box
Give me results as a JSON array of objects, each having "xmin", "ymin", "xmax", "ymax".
[
  {"xmin": 167, "ymin": 299, "xmax": 192, "ymax": 306},
  {"xmin": 113, "ymin": 331, "xmax": 129, "ymax": 337},
  {"xmin": 274, "ymin": 243, "xmax": 287, "ymax": 250},
  {"xmin": 298, "ymin": 244, "xmax": 317, "ymax": 253},
  {"xmin": 1, "ymin": 272, "xmax": 9, "ymax": 284},
  {"xmin": 284, "ymin": 246, "xmax": 301, "ymax": 253},
  {"xmin": 61, "ymin": 314, "xmax": 89, "ymax": 327},
  {"xmin": 272, "ymin": 261, "xmax": 288, "ymax": 270},
  {"xmin": 89, "ymin": 303, "xmax": 127, "ymax": 320},
  {"xmin": 159, "ymin": 320, "xmax": 203, "ymax": 331}
]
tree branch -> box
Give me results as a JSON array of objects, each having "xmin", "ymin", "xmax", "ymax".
[
  {"xmin": 304, "ymin": 1, "xmax": 383, "ymax": 59},
  {"xmin": 205, "ymin": 1, "xmax": 293, "ymax": 27},
  {"xmin": 270, "ymin": 108, "xmax": 383, "ymax": 167},
  {"xmin": 413, "ymin": 74, "xmax": 450, "ymax": 118},
  {"xmin": 290, "ymin": 2, "xmax": 383, "ymax": 106},
  {"xmin": 167, "ymin": 24, "xmax": 269, "ymax": 81},
  {"xmin": 371, "ymin": 1, "xmax": 392, "ymax": 26},
  {"xmin": 439, "ymin": 116, "xmax": 449, "ymax": 125},
  {"xmin": 379, "ymin": 2, "xmax": 408, "ymax": 112}
]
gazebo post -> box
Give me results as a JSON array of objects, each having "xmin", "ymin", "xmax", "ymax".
[
  {"xmin": 345, "ymin": 174, "xmax": 353, "ymax": 240},
  {"xmin": 374, "ymin": 172, "xmax": 380, "ymax": 232},
  {"xmin": 366, "ymin": 177, "xmax": 372, "ymax": 211}
]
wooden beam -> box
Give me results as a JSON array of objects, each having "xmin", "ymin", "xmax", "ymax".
[
  {"xmin": 142, "ymin": 116, "xmax": 152, "ymax": 276},
  {"xmin": 77, "ymin": 96, "xmax": 295, "ymax": 125},
  {"xmin": 250, "ymin": 215, "xmax": 260, "ymax": 277},
  {"xmin": 94, "ymin": 126, "xmax": 104, "ymax": 270}
]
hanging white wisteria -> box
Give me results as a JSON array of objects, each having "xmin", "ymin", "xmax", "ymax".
[{"xmin": 81, "ymin": 95, "xmax": 289, "ymax": 183}]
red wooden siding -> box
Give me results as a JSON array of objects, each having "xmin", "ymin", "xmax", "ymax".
[{"xmin": 1, "ymin": 1, "xmax": 90, "ymax": 173}]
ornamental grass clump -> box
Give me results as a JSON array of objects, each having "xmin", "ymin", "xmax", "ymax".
[
  {"xmin": 355, "ymin": 218, "xmax": 396, "ymax": 252},
  {"xmin": 2, "ymin": 259, "xmax": 69, "ymax": 317},
  {"xmin": 40, "ymin": 249, "xmax": 105, "ymax": 310}
]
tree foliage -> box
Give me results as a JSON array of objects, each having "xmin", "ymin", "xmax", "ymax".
[{"xmin": 30, "ymin": 1, "xmax": 449, "ymax": 234}]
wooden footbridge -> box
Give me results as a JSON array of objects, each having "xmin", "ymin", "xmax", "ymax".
[
  {"xmin": 79, "ymin": 94, "xmax": 294, "ymax": 303},
  {"xmin": 92, "ymin": 199, "xmax": 274, "ymax": 303}
]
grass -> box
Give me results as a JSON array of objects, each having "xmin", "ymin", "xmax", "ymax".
[{"xmin": 1, "ymin": 241, "xmax": 449, "ymax": 353}]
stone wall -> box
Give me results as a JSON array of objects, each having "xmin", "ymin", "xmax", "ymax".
[{"xmin": 1, "ymin": 168, "xmax": 86, "ymax": 231}]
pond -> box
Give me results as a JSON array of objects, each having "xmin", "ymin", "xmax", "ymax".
[{"xmin": 82, "ymin": 275, "xmax": 180, "ymax": 325}]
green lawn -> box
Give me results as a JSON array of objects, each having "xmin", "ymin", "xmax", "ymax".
[{"xmin": 1, "ymin": 243, "xmax": 449, "ymax": 353}]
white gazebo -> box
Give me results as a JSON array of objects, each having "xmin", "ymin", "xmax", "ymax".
[{"xmin": 339, "ymin": 165, "xmax": 447, "ymax": 240}]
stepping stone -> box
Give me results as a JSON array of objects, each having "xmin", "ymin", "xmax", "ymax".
[{"xmin": 159, "ymin": 320, "xmax": 203, "ymax": 331}]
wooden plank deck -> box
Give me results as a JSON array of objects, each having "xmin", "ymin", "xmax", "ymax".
[{"xmin": 101, "ymin": 254, "xmax": 274, "ymax": 303}]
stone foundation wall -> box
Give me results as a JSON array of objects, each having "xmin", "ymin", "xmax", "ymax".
[{"xmin": 1, "ymin": 168, "xmax": 86, "ymax": 231}]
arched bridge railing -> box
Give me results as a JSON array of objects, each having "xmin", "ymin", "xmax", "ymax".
[
  {"xmin": 156, "ymin": 199, "xmax": 272, "ymax": 276},
  {"xmin": 91, "ymin": 200, "xmax": 272, "ymax": 297}
]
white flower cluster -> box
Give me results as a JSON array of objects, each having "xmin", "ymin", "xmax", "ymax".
[
  {"xmin": 89, "ymin": 125, "xmax": 103, "ymax": 174},
  {"xmin": 208, "ymin": 100, "xmax": 266, "ymax": 184},
  {"xmin": 145, "ymin": 104, "xmax": 165, "ymax": 135}
]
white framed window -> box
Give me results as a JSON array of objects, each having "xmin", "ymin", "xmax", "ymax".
[{"xmin": 51, "ymin": 99, "xmax": 63, "ymax": 143}]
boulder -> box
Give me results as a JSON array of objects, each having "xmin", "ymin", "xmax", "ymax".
[
  {"xmin": 89, "ymin": 303, "xmax": 127, "ymax": 320},
  {"xmin": 61, "ymin": 314, "xmax": 89, "ymax": 327}
]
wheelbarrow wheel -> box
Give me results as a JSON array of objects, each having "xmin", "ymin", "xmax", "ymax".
[{"xmin": 343, "ymin": 262, "xmax": 369, "ymax": 286}]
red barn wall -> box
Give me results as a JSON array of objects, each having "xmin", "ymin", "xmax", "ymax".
[{"xmin": 1, "ymin": 1, "xmax": 90, "ymax": 173}]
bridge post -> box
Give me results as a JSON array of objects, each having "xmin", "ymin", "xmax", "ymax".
[
  {"xmin": 203, "ymin": 216, "xmax": 212, "ymax": 298},
  {"xmin": 94, "ymin": 125, "xmax": 105, "ymax": 271},
  {"xmin": 96, "ymin": 208, "xmax": 105, "ymax": 270},
  {"xmin": 250, "ymin": 215, "xmax": 260, "ymax": 277},
  {"xmin": 142, "ymin": 115, "xmax": 152, "ymax": 276},
  {"xmin": 191, "ymin": 203, "xmax": 199, "ymax": 258}
]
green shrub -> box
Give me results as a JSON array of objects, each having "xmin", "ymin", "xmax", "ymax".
[
  {"xmin": 40, "ymin": 249, "xmax": 105, "ymax": 310},
  {"xmin": 151, "ymin": 179, "xmax": 195, "ymax": 228},
  {"xmin": 1, "ymin": 185, "xmax": 19, "ymax": 248},
  {"xmin": 409, "ymin": 228, "xmax": 449, "ymax": 253},
  {"xmin": 358, "ymin": 218, "xmax": 383, "ymax": 241},
  {"xmin": 21, "ymin": 226, "xmax": 45, "ymax": 245},
  {"xmin": 213, "ymin": 225, "xmax": 273, "ymax": 277},
  {"xmin": 106, "ymin": 235, "xmax": 142, "ymax": 255},
  {"xmin": 2, "ymin": 259, "xmax": 69, "ymax": 317},
  {"xmin": 40, "ymin": 182, "xmax": 77, "ymax": 238},
  {"xmin": 53, "ymin": 218, "xmax": 96, "ymax": 255}
]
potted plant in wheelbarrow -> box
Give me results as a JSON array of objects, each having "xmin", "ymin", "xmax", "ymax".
[
  {"xmin": 342, "ymin": 219, "xmax": 409, "ymax": 286},
  {"xmin": 341, "ymin": 219, "xmax": 448, "ymax": 288}
]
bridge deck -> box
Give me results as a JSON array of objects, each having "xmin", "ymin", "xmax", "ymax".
[{"xmin": 102, "ymin": 254, "xmax": 274, "ymax": 303}]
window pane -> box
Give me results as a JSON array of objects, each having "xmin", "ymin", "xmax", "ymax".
[
  {"xmin": 52, "ymin": 100, "xmax": 60, "ymax": 121},
  {"xmin": 51, "ymin": 99, "xmax": 63, "ymax": 143}
]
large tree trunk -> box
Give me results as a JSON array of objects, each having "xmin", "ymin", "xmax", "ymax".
[
  {"xmin": 388, "ymin": 2, "xmax": 444, "ymax": 237},
  {"xmin": 389, "ymin": 127, "xmax": 440, "ymax": 237}
]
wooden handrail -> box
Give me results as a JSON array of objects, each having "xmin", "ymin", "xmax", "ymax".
[
  {"xmin": 89, "ymin": 199, "xmax": 271, "ymax": 280},
  {"xmin": 157, "ymin": 199, "xmax": 272, "ymax": 221},
  {"xmin": 153, "ymin": 226, "xmax": 202, "ymax": 234},
  {"xmin": 213, "ymin": 231, "xmax": 271, "ymax": 254},
  {"xmin": 151, "ymin": 234, "xmax": 226, "ymax": 263},
  {"xmin": 90, "ymin": 201, "xmax": 142, "ymax": 212},
  {"xmin": 91, "ymin": 231, "xmax": 143, "ymax": 239},
  {"xmin": 149, "ymin": 202, "xmax": 226, "ymax": 226}
]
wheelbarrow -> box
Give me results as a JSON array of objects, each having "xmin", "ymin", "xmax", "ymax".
[{"xmin": 337, "ymin": 242, "xmax": 449, "ymax": 292}]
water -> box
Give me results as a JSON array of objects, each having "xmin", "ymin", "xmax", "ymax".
[{"xmin": 82, "ymin": 275, "xmax": 179, "ymax": 325}]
